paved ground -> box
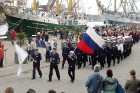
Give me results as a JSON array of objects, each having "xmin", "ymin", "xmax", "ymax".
[{"xmin": 0, "ymin": 35, "xmax": 140, "ymax": 93}]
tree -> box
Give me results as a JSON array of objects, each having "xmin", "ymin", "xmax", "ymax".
[{"xmin": 16, "ymin": 32, "xmax": 27, "ymax": 47}]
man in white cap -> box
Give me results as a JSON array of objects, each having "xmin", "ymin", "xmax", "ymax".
[
  {"xmin": 48, "ymin": 47, "xmax": 60, "ymax": 82},
  {"xmin": 31, "ymin": 48, "xmax": 42, "ymax": 79},
  {"xmin": 67, "ymin": 51, "xmax": 76, "ymax": 83}
]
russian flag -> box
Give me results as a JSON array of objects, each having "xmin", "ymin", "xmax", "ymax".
[{"xmin": 77, "ymin": 27, "xmax": 105, "ymax": 54}]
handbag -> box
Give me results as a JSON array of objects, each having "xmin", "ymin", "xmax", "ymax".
[{"xmin": 116, "ymin": 83, "xmax": 125, "ymax": 93}]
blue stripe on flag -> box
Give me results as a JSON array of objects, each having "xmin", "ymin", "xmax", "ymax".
[{"xmin": 81, "ymin": 33, "xmax": 100, "ymax": 50}]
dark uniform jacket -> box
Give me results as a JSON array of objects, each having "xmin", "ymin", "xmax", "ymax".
[
  {"xmin": 32, "ymin": 53, "xmax": 42, "ymax": 65},
  {"xmin": 50, "ymin": 52, "xmax": 60, "ymax": 64},
  {"xmin": 67, "ymin": 56, "xmax": 76, "ymax": 69}
]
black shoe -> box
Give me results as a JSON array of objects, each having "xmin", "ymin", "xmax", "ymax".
[
  {"xmin": 61, "ymin": 67, "xmax": 64, "ymax": 69},
  {"xmin": 58, "ymin": 78, "xmax": 60, "ymax": 80},
  {"xmin": 47, "ymin": 80, "xmax": 52, "ymax": 82},
  {"xmin": 40, "ymin": 75, "xmax": 42, "ymax": 78},
  {"xmin": 31, "ymin": 78, "xmax": 35, "ymax": 80},
  {"xmin": 71, "ymin": 80, "xmax": 74, "ymax": 83}
]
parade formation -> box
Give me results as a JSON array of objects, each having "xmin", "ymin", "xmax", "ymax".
[{"xmin": 0, "ymin": 24, "xmax": 140, "ymax": 93}]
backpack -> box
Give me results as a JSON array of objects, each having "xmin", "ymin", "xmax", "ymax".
[{"xmin": 116, "ymin": 83, "xmax": 125, "ymax": 93}]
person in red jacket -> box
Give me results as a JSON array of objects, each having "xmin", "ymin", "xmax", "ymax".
[
  {"xmin": 0, "ymin": 40, "xmax": 4, "ymax": 67},
  {"xmin": 10, "ymin": 29, "xmax": 16, "ymax": 45}
]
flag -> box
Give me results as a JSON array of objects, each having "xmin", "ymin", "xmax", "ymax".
[
  {"xmin": 15, "ymin": 43, "xmax": 28, "ymax": 77},
  {"xmin": 77, "ymin": 27, "xmax": 105, "ymax": 54}
]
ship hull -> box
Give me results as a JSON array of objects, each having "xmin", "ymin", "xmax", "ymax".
[{"xmin": 6, "ymin": 15, "xmax": 86, "ymax": 36}]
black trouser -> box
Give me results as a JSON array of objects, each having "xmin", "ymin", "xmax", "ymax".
[
  {"xmin": 0, "ymin": 59, "xmax": 3, "ymax": 67},
  {"xmin": 49, "ymin": 63, "xmax": 60, "ymax": 81},
  {"xmin": 62, "ymin": 55, "xmax": 67, "ymax": 68},
  {"xmin": 68, "ymin": 68, "xmax": 75, "ymax": 81},
  {"xmin": 91, "ymin": 57, "xmax": 96, "ymax": 69},
  {"xmin": 88, "ymin": 55, "xmax": 92, "ymax": 65},
  {"xmin": 77, "ymin": 55, "xmax": 81, "ymax": 69},
  {"xmin": 32, "ymin": 63, "xmax": 42, "ymax": 78},
  {"xmin": 107, "ymin": 56, "xmax": 111, "ymax": 68},
  {"xmin": 99, "ymin": 57, "xmax": 104, "ymax": 69},
  {"xmin": 46, "ymin": 51, "xmax": 50, "ymax": 62},
  {"xmin": 81, "ymin": 58, "xmax": 86, "ymax": 67},
  {"xmin": 117, "ymin": 51, "xmax": 121, "ymax": 64}
]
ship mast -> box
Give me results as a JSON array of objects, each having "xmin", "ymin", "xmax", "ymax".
[
  {"xmin": 124, "ymin": 0, "xmax": 127, "ymax": 16},
  {"xmin": 68, "ymin": 0, "xmax": 72, "ymax": 15},
  {"xmin": 114, "ymin": 0, "xmax": 117, "ymax": 14},
  {"xmin": 33, "ymin": 0, "xmax": 36, "ymax": 12},
  {"xmin": 56, "ymin": 0, "xmax": 59, "ymax": 16}
]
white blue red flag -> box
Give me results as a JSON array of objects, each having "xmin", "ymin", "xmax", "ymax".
[{"xmin": 77, "ymin": 27, "xmax": 105, "ymax": 54}]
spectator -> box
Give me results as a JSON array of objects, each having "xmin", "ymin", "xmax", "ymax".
[
  {"xmin": 5, "ymin": 87, "xmax": 14, "ymax": 93},
  {"xmin": 10, "ymin": 29, "xmax": 16, "ymax": 45},
  {"xmin": 26, "ymin": 89, "xmax": 36, "ymax": 93},
  {"xmin": 0, "ymin": 40, "xmax": 4, "ymax": 67},
  {"xmin": 124, "ymin": 69, "xmax": 140, "ymax": 93},
  {"xmin": 45, "ymin": 32, "xmax": 49, "ymax": 42},
  {"xmin": 48, "ymin": 90, "xmax": 56, "ymax": 93},
  {"xmin": 86, "ymin": 64, "xmax": 103, "ymax": 93},
  {"xmin": 102, "ymin": 69, "xmax": 118, "ymax": 93}
]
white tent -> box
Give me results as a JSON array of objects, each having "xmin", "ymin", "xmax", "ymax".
[
  {"xmin": 87, "ymin": 22, "xmax": 105, "ymax": 27},
  {"xmin": 0, "ymin": 23, "xmax": 8, "ymax": 39}
]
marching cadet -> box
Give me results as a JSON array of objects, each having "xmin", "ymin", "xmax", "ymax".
[
  {"xmin": 48, "ymin": 47, "xmax": 60, "ymax": 82},
  {"xmin": 61, "ymin": 41, "xmax": 69, "ymax": 69},
  {"xmin": 69, "ymin": 41, "xmax": 76, "ymax": 51},
  {"xmin": 91, "ymin": 52, "xmax": 96, "ymax": 69},
  {"xmin": 111, "ymin": 41, "xmax": 117, "ymax": 66},
  {"xmin": 123, "ymin": 40, "xmax": 127, "ymax": 59},
  {"xmin": 99, "ymin": 47, "xmax": 105, "ymax": 69},
  {"xmin": 106, "ymin": 40, "xmax": 111, "ymax": 68},
  {"xmin": 67, "ymin": 51, "xmax": 76, "ymax": 83},
  {"xmin": 116, "ymin": 40, "xmax": 124, "ymax": 64},
  {"xmin": 32, "ymin": 48, "xmax": 42, "ymax": 79}
]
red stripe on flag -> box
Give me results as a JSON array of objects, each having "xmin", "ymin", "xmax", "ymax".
[{"xmin": 77, "ymin": 40, "xmax": 94, "ymax": 54}]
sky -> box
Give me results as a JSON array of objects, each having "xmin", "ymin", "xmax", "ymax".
[{"xmin": 18, "ymin": 0, "xmax": 140, "ymax": 15}]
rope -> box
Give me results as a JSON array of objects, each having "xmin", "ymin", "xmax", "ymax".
[{"xmin": 7, "ymin": 18, "xmax": 23, "ymax": 29}]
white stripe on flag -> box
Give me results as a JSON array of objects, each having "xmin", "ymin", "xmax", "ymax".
[{"xmin": 86, "ymin": 27, "xmax": 105, "ymax": 47}]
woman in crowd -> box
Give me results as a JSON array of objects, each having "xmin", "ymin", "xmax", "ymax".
[
  {"xmin": 26, "ymin": 89, "xmax": 36, "ymax": 93},
  {"xmin": 5, "ymin": 87, "xmax": 14, "ymax": 93},
  {"xmin": 124, "ymin": 69, "xmax": 140, "ymax": 93},
  {"xmin": 102, "ymin": 69, "xmax": 118, "ymax": 93}
]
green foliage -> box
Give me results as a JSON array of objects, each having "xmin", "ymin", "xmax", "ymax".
[
  {"xmin": 16, "ymin": 32, "xmax": 27, "ymax": 47},
  {"xmin": 75, "ymin": 28, "xmax": 81, "ymax": 34}
]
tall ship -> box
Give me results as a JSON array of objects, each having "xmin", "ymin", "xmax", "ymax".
[
  {"xmin": 0, "ymin": 0, "xmax": 88, "ymax": 36},
  {"xmin": 0, "ymin": 7, "xmax": 8, "ymax": 37},
  {"xmin": 96, "ymin": 0, "xmax": 140, "ymax": 24}
]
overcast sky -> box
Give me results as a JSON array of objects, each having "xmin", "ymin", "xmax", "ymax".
[{"xmin": 25, "ymin": 0, "xmax": 140, "ymax": 15}]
